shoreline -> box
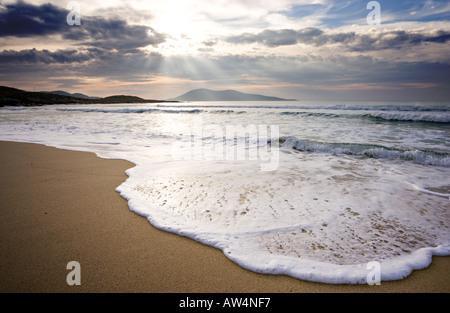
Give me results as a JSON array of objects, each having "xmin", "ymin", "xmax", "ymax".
[{"xmin": 0, "ymin": 140, "xmax": 448, "ymax": 293}]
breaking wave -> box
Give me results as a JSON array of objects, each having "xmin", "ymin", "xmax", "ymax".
[{"xmin": 277, "ymin": 136, "xmax": 450, "ymax": 167}]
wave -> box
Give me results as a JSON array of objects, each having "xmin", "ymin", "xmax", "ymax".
[
  {"xmin": 366, "ymin": 112, "xmax": 450, "ymax": 123},
  {"xmin": 279, "ymin": 111, "xmax": 450, "ymax": 123},
  {"xmin": 276, "ymin": 136, "xmax": 450, "ymax": 167},
  {"xmin": 55, "ymin": 107, "xmax": 204, "ymax": 114},
  {"xmin": 158, "ymin": 103, "xmax": 450, "ymax": 112},
  {"xmin": 297, "ymin": 104, "xmax": 450, "ymax": 112},
  {"xmin": 54, "ymin": 107, "xmax": 249, "ymax": 115},
  {"xmin": 51, "ymin": 104, "xmax": 450, "ymax": 123}
]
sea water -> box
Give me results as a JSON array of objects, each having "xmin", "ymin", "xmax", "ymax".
[{"xmin": 1, "ymin": 101, "xmax": 449, "ymax": 284}]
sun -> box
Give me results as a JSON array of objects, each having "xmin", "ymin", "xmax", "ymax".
[{"xmin": 145, "ymin": 3, "xmax": 203, "ymax": 56}]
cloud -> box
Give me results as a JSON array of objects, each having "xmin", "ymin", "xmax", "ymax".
[
  {"xmin": 1, "ymin": 44, "xmax": 448, "ymax": 91},
  {"xmin": 348, "ymin": 29, "xmax": 450, "ymax": 51},
  {"xmin": 0, "ymin": 48, "xmax": 102, "ymax": 64},
  {"xmin": 0, "ymin": 0, "xmax": 448, "ymax": 101},
  {"xmin": 225, "ymin": 28, "xmax": 325, "ymax": 47},
  {"xmin": 0, "ymin": 1, "xmax": 166, "ymax": 51},
  {"xmin": 0, "ymin": 1, "xmax": 67, "ymax": 37},
  {"xmin": 153, "ymin": 53, "xmax": 450, "ymax": 89},
  {"xmin": 72, "ymin": 18, "xmax": 165, "ymax": 52},
  {"xmin": 224, "ymin": 27, "xmax": 450, "ymax": 51}
]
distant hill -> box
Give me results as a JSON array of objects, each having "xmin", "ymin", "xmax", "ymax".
[
  {"xmin": 0, "ymin": 86, "xmax": 92, "ymax": 106},
  {"xmin": 41, "ymin": 90, "xmax": 101, "ymax": 100},
  {"xmin": 100, "ymin": 95, "xmax": 154, "ymax": 103},
  {"xmin": 0, "ymin": 86, "xmax": 177, "ymax": 106},
  {"xmin": 170, "ymin": 88, "xmax": 296, "ymax": 101}
]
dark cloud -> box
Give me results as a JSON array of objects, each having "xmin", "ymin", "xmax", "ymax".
[
  {"xmin": 0, "ymin": 47, "xmax": 164, "ymax": 88},
  {"xmin": 349, "ymin": 30, "xmax": 450, "ymax": 51},
  {"xmin": 0, "ymin": 48, "xmax": 102, "ymax": 64},
  {"xmin": 224, "ymin": 27, "xmax": 450, "ymax": 51},
  {"xmin": 0, "ymin": 1, "xmax": 166, "ymax": 51},
  {"xmin": 0, "ymin": 46, "xmax": 163, "ymax": 78},
  {"xmin": 73, "ymin": 18, "xmax": 165, "ymax": 52},
  {"xmin": 0, "ymin": 1, "xmax": 67, "ymax": 37}
]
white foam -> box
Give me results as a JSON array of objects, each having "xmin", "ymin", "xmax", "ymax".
[
  {"xmin": 369, "ymin": 111, "xmax": 450, "ymax": 123},
  {"xmin": 406, "ymin": 182, "xmax": 450, "ymax": 199},
  {"xmin": 116, "ymin": 152, "xmax": 450, "ymax": 284},
  {"xmin": 279, "ymin": 136, "xmax": 450, "ymax": 167}
]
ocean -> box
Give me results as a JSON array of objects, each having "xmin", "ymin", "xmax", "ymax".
[{"xmin": 1, "ymin": 100, "xmax": 449, "ymax": 284}]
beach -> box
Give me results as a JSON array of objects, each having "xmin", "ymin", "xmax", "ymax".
[{"xmin": 0, "ymin": 140, "xmax": 449, "ymax": 293}]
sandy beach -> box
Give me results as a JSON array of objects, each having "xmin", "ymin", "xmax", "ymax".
[{"xmin": 0, "ymin": 140, "xmax": 448, "ymax": 293}]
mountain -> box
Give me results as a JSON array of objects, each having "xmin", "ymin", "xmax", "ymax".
[
  {"xmin": 0, "ymin": 86, "xmax": 177, "ymax": 106},
  {"xmin": 0, "ymin": 86, "xmax": 93, "ymax": 106},
  {"xmin": 170, "ymin": 89, "xmax": 296, "ymax": 101},
  {"xmin": 99, "ymin": 95, "xmax": 155, "ymax": 103},
  {"xmin": 41, "ymin": 90, "xmax": 101, "ymax": 100}
]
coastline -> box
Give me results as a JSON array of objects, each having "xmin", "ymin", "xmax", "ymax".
[{"xmin": 0, "ymin": 140, "xmax": 448, "ymax": 293}]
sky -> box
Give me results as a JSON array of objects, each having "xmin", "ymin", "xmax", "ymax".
[{"xmin": 0, "ymin": 0, "xmax": 449, "ymax": 101}]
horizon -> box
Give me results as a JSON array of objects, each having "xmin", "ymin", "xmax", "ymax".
[
  {"xmin": 6, "ymin": 85, "xmax": 450, "ymax": 103},
  {"xmin": 0, "ymin": 1, "xmax": 449, "ymax": 102},
  {"xmin": 2, "ymin": 85, "xmax": 297, "ymax": 101}
]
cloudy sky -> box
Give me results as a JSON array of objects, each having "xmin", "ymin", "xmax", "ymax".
[{"xmin": 0, "ymin": 0, "xmax": 449, "ymax": 101}]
